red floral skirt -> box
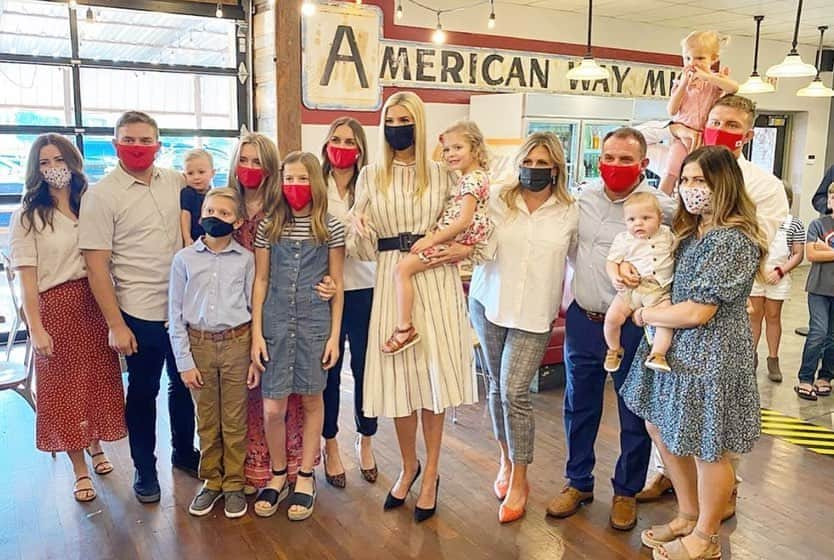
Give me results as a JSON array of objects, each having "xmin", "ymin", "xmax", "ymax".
[{"xmin": 35, "ymin": 278, "xmax": 126, "ymax": 452}]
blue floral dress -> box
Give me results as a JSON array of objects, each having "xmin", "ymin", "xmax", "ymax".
[{"xmin": 620, "ymin": 227, "xmax": 762, "ymax": 462}]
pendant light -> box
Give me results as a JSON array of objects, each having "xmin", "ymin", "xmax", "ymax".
[
  {"xmin": 797, "ymin": 26, "xmax": 834, "ymax": 97},
  {"xmin": 566, "ymin": 0, "xmax": 610, "ymax": 82},
  {"xmin": 766, "ymin": 0, "xmax": 817, "ymax": 78},
  {"xmin": 738, "ymin": 16, "xmax": 775, "ymax": 94}
]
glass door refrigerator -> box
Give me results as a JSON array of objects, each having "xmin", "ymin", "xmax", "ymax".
[
  {"xmin": 523, "ymin": 118, "xmax": 580, "ymax": 192},
  {"xmin": 578, "ymin": 121, "xmax": 625, "ymax": 185}
]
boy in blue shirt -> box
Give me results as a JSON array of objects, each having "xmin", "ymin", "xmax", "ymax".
[
  {"xmin": 795, "ymin": 182, "xmax": 834, "ymax": 400},
  {"xmin": 168, "ymin": 187, "xmax": 258, "ymax": 517}
]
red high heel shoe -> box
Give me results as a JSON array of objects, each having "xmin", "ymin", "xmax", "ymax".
[{"xmin": 498, "ymin": 483, "xmax": 529, "ymax": 524}]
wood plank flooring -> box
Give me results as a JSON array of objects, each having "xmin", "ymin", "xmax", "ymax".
[{"xmin": 0, "ymin": 267, "xmax": 828, "ymax": 559}]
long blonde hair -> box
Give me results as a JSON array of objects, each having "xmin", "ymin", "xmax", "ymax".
[
  {"xmin": 501, "ymin": 132, "xmax": 573, "ymax": 213},
  {"xmin": 673, "ymin": 146, "xmax": 766, "ymax": 267},
  {"xmin": 374, "ymin": 91, "xmax": 430, "ymax": 196},
  {"xmin": 262, "ymin": 151, "xmax": 330, "ymax": 245},
  {"xmin": 227, "ymin": 133, "xmax": 281, "ymax": 212}
]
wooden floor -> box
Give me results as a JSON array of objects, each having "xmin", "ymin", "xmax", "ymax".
[{"xmin": 0, "ymin": 268, "xmax": 830, "ymax": 559}]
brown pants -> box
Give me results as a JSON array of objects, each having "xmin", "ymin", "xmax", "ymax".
[{"xmin": 188, "ymin": 330, "xmax": 251, "ymax": 492}]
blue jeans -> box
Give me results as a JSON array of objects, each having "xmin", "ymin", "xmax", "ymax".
[
  {"xmin": 323, "ymin": 288, "xmax": 378, "ymax": 439},
  {"xmin": 798, "ymin": 293, "xmax": 834, "ymax": 384},
  {"xmin": 563, "ymin": 302, "xmax": 650, "ymax": 497},
  {"xmin": 123, "ymin": 312, "xmax": 196, "ymax": 477}
]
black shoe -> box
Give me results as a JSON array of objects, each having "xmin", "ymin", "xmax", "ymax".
[
  {"xmin": 383, "ymin": 462, "xmax": 421, "ymax": 510},
  {"xmin": 172, "ymin": 449, "xmax": 200, "ymax": 479},
  {"xmin": 133, "ymin": 470, "xmax": 161, "ymax": 503},
  {"xmin": 414, "ymin": 476, "xmax": 439, "ymax": 523}
]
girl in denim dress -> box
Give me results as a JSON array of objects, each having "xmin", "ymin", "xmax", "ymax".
[{"xmin": 250, "ymin": 151, "xmax": 345, "ymax": 521}]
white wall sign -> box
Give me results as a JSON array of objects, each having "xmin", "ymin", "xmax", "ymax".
[{"xmin": 302, "ymin": 3, "xmax": 681, "ymax": 110}]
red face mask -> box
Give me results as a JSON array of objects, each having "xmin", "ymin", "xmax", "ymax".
[
  {"xmin": 236, "ymin": 165, "xmax": 265, "ymax": 189},
  {"xmin": 116, "ymin": 143, "xmax": 158, "ymax": 172},
  {"xmin": 599, "ymin": 162, "xmax": 642, "ymax": 193},
  {"xmin": 326, "ymin": 144, "xmax": 360, "ymax": 169},
  {"xmin": 703, "ymin": 127, "xmax": 745, "ymax": 152},
  {"xmin": 283, "ymin": 183, "xmax": 313, "ymax": 211}
]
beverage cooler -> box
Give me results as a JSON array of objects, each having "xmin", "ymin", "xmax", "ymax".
[{"xmin": 470, "ymin": 93, "xmax": 666, "ymax": 192}]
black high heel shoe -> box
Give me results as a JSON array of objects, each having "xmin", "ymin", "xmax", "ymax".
[
  {"xmin": 383, "ymin": 462, "xmax": 421, "ymax": 510},
  {"xmin": 414, "ymin": 476, "xmax": 439, "ymax": 523}
]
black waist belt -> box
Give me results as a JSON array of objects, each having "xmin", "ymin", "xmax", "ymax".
[{"xmin": 378, "ymin": 233, "xmax": 424, "ymax": 252}]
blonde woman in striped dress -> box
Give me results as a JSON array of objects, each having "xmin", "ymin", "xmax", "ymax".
[{"xmin": 348, "ymin": 91, "xmax": 479, "ymax": 522}]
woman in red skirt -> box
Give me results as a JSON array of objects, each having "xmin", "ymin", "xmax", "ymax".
[{"xmin": 10, "ymin": 134, "xmax": 126, "ymax": 502}]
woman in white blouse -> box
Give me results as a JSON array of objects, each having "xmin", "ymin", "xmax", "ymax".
[
  {"xmin": 10, "ymin": 135, "xmax": 126, "ymax": 502},
  {"xmin": 469, "ymin": 132, "xmax": 578, "ymax": 523},
  {"xmin": 319, "ymin": 116, "xmax": 378, "ymax": 487}
]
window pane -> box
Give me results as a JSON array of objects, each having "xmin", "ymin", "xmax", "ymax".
[
  {"xmin": 78, "ymin": 6, "xmax": 236, "ymax": 68},
  {"xmin": 0, "ymin": 63, "xmax": 75, "ymax": 126},
  {"xmin": 0, "ymin": 0, "xmax": 71, "ymax": 57},
  {"xmin": 83, "ymin": 135, "xmax": 236, "ymax": 188},
  {"xmin": 80, "ymin": 68, "xmax": 237, "ymax": 130}
]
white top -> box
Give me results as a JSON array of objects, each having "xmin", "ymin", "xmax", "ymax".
[
  {"xmin": 327, "ymin": 174, "xmax": 376, "ymax": 291},
  {"xmin": 79, "ymin": 164, "xmax": 185, "ymax": 321},
  {"xmin": 608, "ymin": 224, "xmax": 675, "ymax": 287},
  {"xmin": 10, "ymin": 208, "xmax": 87, "ymax": 293},
  {"xmin": 470, "ymin": 187, "xmax": 579, "ymax": 333},
  {"xmin": 737, "ymin": 154, "xmax": 789, "ymax": 246}
]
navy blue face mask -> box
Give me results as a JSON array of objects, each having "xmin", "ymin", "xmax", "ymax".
[
  {"xmin": 384, "ymin": 124, "xmax": 415, "ymax": 151},
  {"xmin": 200, "ymin": 216, "xmax": 235, "ymax": 237}
]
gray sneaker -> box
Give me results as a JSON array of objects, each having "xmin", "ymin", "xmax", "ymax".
[
  {"xmin": 224, "ymin": 490, "xmax": 248, "ymax": 519},
  {"xmin": 188, "ymin": 486, "xmax": 222, "ymax": 516}
]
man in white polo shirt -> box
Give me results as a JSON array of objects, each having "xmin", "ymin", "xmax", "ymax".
[{"xmin": 80, "ymin": 111, "xmax": 198, "ymax": 503}]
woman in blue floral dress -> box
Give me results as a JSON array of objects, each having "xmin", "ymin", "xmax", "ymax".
[{"xmin": 620, "ymin": 146, "xmax": 766, "ymax": 560}]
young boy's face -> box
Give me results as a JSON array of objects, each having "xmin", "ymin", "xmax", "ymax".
[
  {"xmin": 624, "ymin": 202, "xmax": 661, "ymax": 239},
  {"xmin": 202, "ymin": 195, "xmax": 242, "ymax": 228},
  {"xmin": 185, "ymin": 156, "xmax": 215, "ymax": 193}
]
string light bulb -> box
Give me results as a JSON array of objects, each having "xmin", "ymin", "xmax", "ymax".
[
  {"xmin": 301, "ymin": 0, "xmax": 316, "ymax": 16},
  {"xmin": 488, "ymin": 0, "xmax": 495, "ymax": 29},
  {"xmin": 215, "ymin": 2, "xmax": 222, "ymax": 18},
  {"xmin": 396, "ymin": 1, "xmax": 403, "ymax": 20},
  {"xmin": 68, "ymin": 0, "xmax": 77, "ymax": 8},
  {"xmin": 432, "ymin": 14, "xmax": 445, "ymax": 45}
]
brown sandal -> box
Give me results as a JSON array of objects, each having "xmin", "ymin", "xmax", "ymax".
[
  {"xmin": 814, "ymin": 379, "xmax": 832, "ymax": 397},
  {"xmin": 73, "ymin": 475, "xmax": 97, "ymax": 502},
  {"xmin": 86, "ymin": 449, "xmax": 114, "ymax": 475},
  {"xmin": 381, "ymin": 325, "xmax": 421, "ymax": 355},
  {"xmin": 641, "ymin": 511, "xmax": 698, "ymax": 549}
]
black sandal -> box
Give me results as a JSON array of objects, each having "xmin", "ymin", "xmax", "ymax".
[
  {"xmin": 795, "ymin": 384, "xmax": 818, "ymax": 401},
  {"xmin": 287, "ymin": 470, "xmax": 317, "ymax": 521},
  {"xmin": 254, "ymin": 467, "xmax": 289, "ymax": 518},
  {"xmin": 814, "ymin": 379, "xmax": 832, "ymax": 397}
]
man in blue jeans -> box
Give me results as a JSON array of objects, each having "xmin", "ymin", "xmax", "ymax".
[
  {"xmin": 546, "ymin": 128, "xmax": 675, "ymax": 530},
  {"xmin": 795, "ymin": 182, "xmax": 834, "ymax": 400},
  {"xmin": 80, "ymin": 111, "xmax": 198, "ymax": 503}
]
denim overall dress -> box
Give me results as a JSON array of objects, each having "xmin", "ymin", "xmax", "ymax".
[{"xmin": 260, "ymin": 236, "xmax": 331, "ymax": 400}]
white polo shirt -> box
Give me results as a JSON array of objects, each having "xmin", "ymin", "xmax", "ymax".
[
  {"xmin": 470, "ymin": 188, "xmax": 579, "ymax": 334},
  {"xmin": 737, "ymin": 154, "xmax": 789, "ymax": 246},
  {"xmin": 79, "ymin": 164, "xmax": 184, "ymax": 321}
]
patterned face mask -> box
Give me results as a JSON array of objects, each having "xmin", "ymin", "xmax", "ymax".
[
  {"xmin": 42, "ymin": 166, "xmax": 72, "ymax": 189},
  {"xmin": 679, "ymin": 185, "xmax": 713, "ymax": 215}
]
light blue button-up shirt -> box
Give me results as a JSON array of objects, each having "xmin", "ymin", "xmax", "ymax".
[
  {"xmin": 570, "ymin": 179, "xmax": 677, "ymax": 314},
  {"xmin": 168, "ymin": 237, "xmax": 255, "ymax": 372}
]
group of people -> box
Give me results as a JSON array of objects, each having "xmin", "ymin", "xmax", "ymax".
[{"xmin": 11, "ymin": 67, "xmax": 834, "ymax": 560}]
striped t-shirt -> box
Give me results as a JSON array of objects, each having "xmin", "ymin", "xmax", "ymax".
[
  {"xmin": 253, "ymin": 214, "xmax": 345, "ymax": 249},
  {"xmin": 781, "ymin": 216, "xmax": 806, "ymax": 249}
]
